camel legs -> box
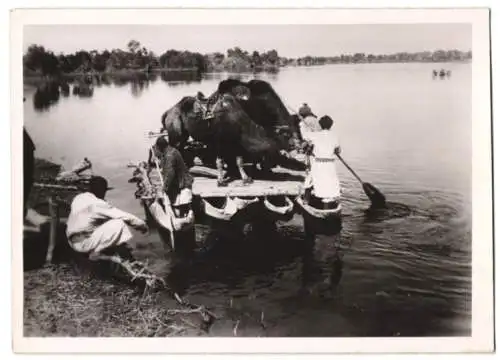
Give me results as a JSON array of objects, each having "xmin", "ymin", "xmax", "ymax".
[
  {"xmin": 216, "ymin": 156, "xmax": 253, "ymax": 186},
  {"xmin": 236, "ymin": 156, "xmax": 253, "ymax": 185},
  {"xmin": 216, "ymin": 157, "xmax": 228, "ymax": 187}
]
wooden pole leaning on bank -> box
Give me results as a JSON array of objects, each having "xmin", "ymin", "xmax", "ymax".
[
  {"xmin": 46, "ymin": 196, "xmax": 58, "ymax": 265},
  {"xmin": 33, "ymin": 183, "xmax": 80, "ymax": 191},
  {"xmin": 33, "ymin": 158, "xmax": 94, "ymax": 266}
]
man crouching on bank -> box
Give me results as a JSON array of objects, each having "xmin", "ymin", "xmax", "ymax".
[{"xmin": 66, "ymin": 176, "xmax": 148, "ymax": 260}]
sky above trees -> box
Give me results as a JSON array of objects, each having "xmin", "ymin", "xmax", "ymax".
[{"xmin": 23, "ymin": 24, "xmax": 471, "ymax": 59}]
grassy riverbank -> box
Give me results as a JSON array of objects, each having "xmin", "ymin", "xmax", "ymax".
[{"xmin": 24, "ymin": 264, "xmax": 206, "ymax": 337}]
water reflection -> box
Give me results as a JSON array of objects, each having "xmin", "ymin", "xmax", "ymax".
[
  {"xmin": 110, "ymin": 76, "xmax": 129, "ymax": 88},
  {"xmin": 32, "ymin": 77, "xmax": 96, "ymax": 111},
  {"xmin": 130, "ymin": 73, "xmax": 157, "ymax": 97},
  {"xmin": 28, "ymin": 69, "xmax": 281, "ymax": 111},
  {"xmin": 160, "ymin": 71, "xmax": 202, "ymax": 85},
  {"xmin": 33, "ymin": 81, "xmax": 61, "ymax": 111},
  {"xmin": 300, "ymin": 233, "xmax": 344, "ymax": 297},
  {"xmin": 60, "ymin": 82, "xmax": 70, "ymax": 97},
  {"xmin": 72, "ymin": 82, "xmax": 94, "ymax": 97},
  {"xmin": 29, "ymin": 71, "xmax": 208, "ymax": 110},
  {"xmin": 160, "ymin": 218, "xmax": 346, "ymax": 303}
]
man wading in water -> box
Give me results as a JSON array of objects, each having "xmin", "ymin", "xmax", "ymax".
[
  {"xmin": 300, "ymin": 115, "xmax": 342, "ymax": 207},
  {"xmin": 149, "ymin": 132, "xmax": 194, "ymax": 216}
]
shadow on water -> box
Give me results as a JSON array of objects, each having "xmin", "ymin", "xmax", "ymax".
[
  {"xmin": 164, "ymin": 217, "xmax": 348, "ymax": 298},
  {"xmin": 165, "ymin": 222, "xmax": 311, "ymax": 295},
  {"xmin": 299, "ymin": 233, "xmax": 345, "ymax": 298},
  {"xmin": 156, "ymin": 219, "xmax": 350, "ymax": 335}
]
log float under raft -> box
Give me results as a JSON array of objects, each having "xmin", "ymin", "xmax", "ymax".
[
  {"xmin": 263, "ymin": 195, "xmax": 295, "ymax": 222},
  {"xmin": 189, "ymin": 166, "xmax": 341, "ymax": 228},
  {"xmin": 295, "ymin": 196, "xmax": 342, "ymax": 236},
  {"xmin": 129, "ymin": 161, "xmax": 342, "ymax": 246},
  {"xmin": 192, "ymin": 182, "xmax": 342, "ymax": 236}
]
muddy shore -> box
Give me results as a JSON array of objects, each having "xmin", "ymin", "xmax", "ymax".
[{"xmin": 23, "ymin": 158, "xmax": 213, "ymax": 337}]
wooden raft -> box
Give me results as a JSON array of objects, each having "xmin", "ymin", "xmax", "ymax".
[
  {"xmin": 189, "ymin": 165, "xmax": 306, "ymax": 198},
  {"xmin": 192, "ymin": 178, "xmax": 304, "ymax": 198}
]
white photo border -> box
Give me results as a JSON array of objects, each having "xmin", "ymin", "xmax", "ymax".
[{"xmin": 10, "ymin": 7, "xmax": 493, "ymax": 354}]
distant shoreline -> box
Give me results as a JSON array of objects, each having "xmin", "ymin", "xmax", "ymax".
[{"xmin": 23, "ymin": 59, "xmax": 471, "ymax": 86}]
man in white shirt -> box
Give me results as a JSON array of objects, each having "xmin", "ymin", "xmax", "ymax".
[
  {"xmin": 66, "ymin": 176, "xmax": 148, "ymax": 258},
  {"xmin": 300, "ymin": 115, "xmax": 342, "ymax": 204}
]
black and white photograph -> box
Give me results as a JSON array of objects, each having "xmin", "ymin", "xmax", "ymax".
[{"xmin": 11, "ymin": 7, "xmax": 493, "ymax": 354}]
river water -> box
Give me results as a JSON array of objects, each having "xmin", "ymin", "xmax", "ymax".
[{"xmin": 24, "ymin": 62, "xmax": 471, "ymax": 337}]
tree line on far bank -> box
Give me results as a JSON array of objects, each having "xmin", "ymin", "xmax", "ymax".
[
  {"xmin": 292, "ymin": 49, "xmax": 472, "ymax": 66},
  {"xmin": 23, "ymin": 39, "xmax": 472, "ymax": 77}
]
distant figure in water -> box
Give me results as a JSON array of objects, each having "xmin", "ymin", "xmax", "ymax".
[
  {"xmin": 300, "ymin": 115, "xmax": 341, "ymax": 206},
  {"xmin": 150, "ymin": 132, "xmax": 194, "ymax": 213},
  {"xmin": 66, "ymin": 176, "xmax": 148, "ymax": 259}
]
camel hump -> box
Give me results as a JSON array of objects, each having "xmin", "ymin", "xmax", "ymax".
[{"xmin": 179, "ymin": 96, "xmax": 197, "ymax": 113}]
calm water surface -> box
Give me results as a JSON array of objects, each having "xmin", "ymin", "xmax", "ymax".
[{"xmin": 24, "ymin": 63, "xmax": 471, "ymax": 336}]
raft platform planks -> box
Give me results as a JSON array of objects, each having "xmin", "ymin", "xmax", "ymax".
[{"xmin": 192, "ymin": 178, "xmax": 304, "ymax": 197}]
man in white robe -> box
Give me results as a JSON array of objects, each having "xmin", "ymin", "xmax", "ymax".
[
  {"xmin": 66, "ymin": 176, "xmax": 148, "ymax": 257},
  {"xmin": 299, "ymin": 115, "xmax": 342, "ymax": 203}
]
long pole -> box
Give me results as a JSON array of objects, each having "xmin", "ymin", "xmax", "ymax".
[
  {"xmin": 336, "ymin": 154, "xmax": 363, "ymax": 184},
  {"xmin": 150, "ymin": 144, "xmax": 176, "ymax": 250},
  {"xmin": 46, "ymin": 196, "xmax": 58, "ymax": 265}
]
